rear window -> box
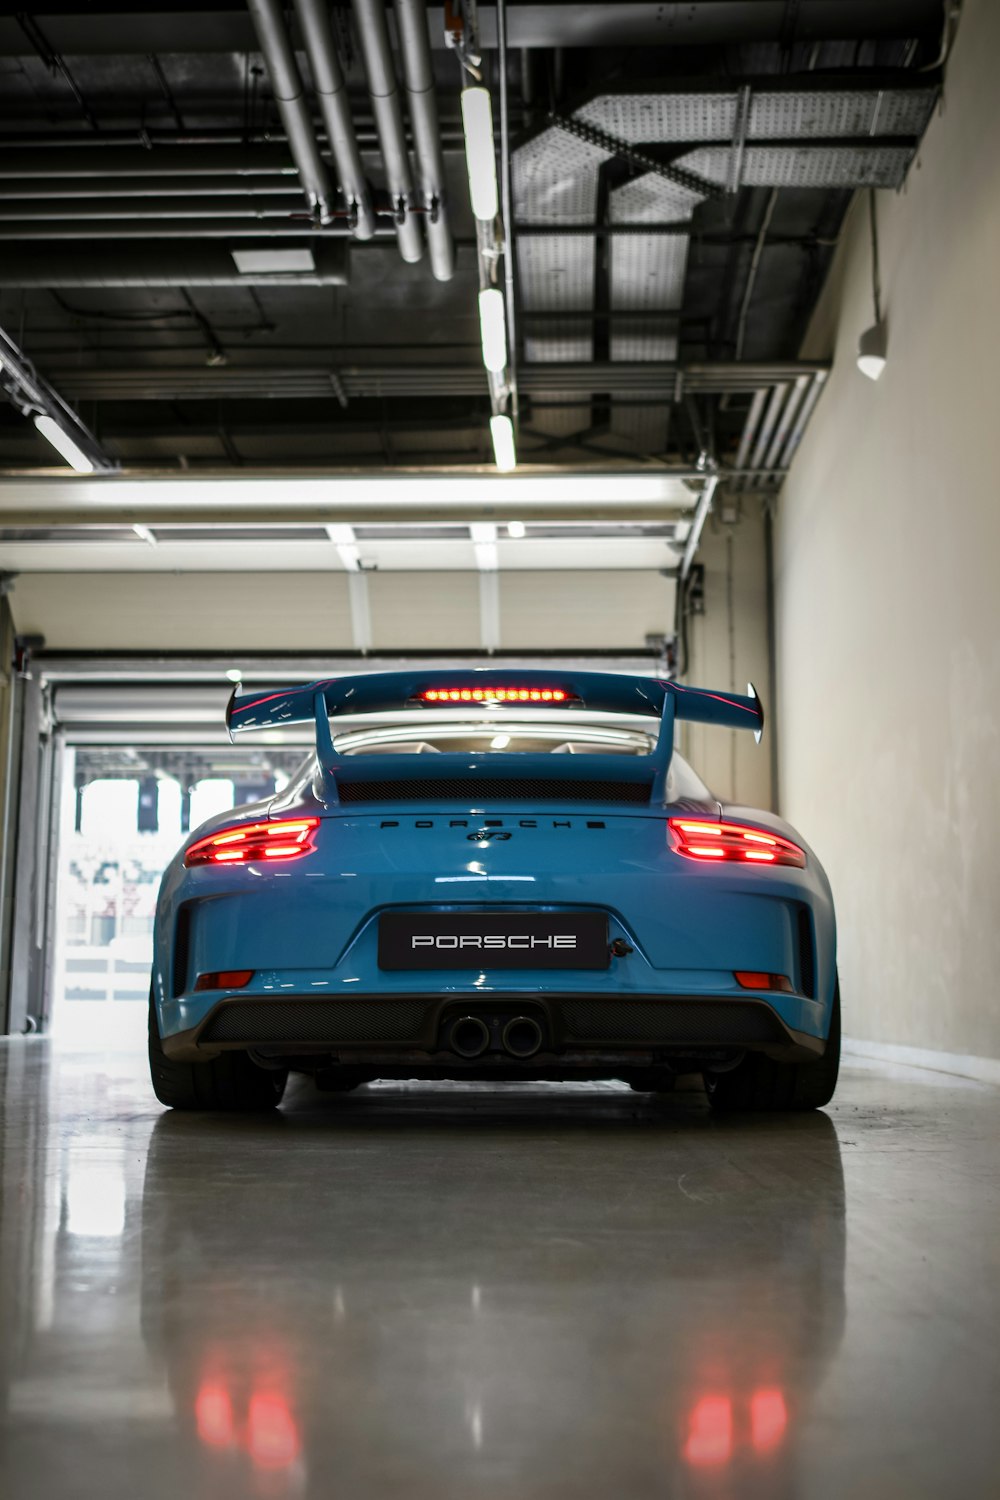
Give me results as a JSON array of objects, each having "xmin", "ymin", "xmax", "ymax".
[{"xmin": 326, "ymin": 719, "xmax": 712, "ymax": 800}]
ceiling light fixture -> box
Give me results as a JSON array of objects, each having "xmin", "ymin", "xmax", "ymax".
[
  {"xmin": 490, "ymin": 414, "xmax": 516, "ymax": 473},
  {"xmin": 506, "ymin": 520, "xmax": 526, "ymax": 538},
  {"xmin": 460, "ymin": 87, "xmax": 499, "ymax": 222},
  {"xmin": 856, "ymin": 321, "xmax": 887, "ymax": 381},
  {"xmin": 33, "ymin": 413, "xmax": 96, "ymax": 473},
  {"xmin": 478, "ymin": 288, "xmax": 507, "ymax": 374},
  {"xmin": 857, "ymin": 190, "xmax": 887, "ymax": 382}
]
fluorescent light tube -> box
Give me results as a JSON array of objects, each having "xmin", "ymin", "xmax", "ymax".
[
  {"xmin": 478, "ymin": 288, "xmax": 507, "ymax": 373},
  {"xmin": 461, "ymin": 87, "xmax": 499, "ymax": 222},
  {"xmin": 33, "ymin": 413, "xmax": 95, "ymax": 473},
  {"xmin": 490, "ymin": 414, "xmax": 516, "ymax": 473}
]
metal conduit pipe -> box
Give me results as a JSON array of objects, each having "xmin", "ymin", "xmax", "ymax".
[
  {"xmin": 747, "ymin": 383, "xmax": 788, "ymax": 475},
  {"xmin": 729, "ymin": 385, "xmax": 767, "ymax": 495},
  {"xmin": 292, "ymin": 0, "xmax": 377, "ymax": 240},
  {"xmin": 351, "ymin": 0, "xmax": 424, "ymax": 264},
  {"xmin": 780, "ymin": 369, "xmax": 829, "ymax": 468},
  {"xmin": 0, "ymin": 219, "xmax": 352, "ymax": 239},
  {"xmin": 246, "ymin": 0, "xmax": 337, "ymax": 224},
  {"xmin": 762, "ymin": 373, "xmax": 810, "ymax": 472},
  {"xmin": 393, "ymin": 0, "xmax": 455, "ymax": 280},
  {"xmin": 0, "ymin": 177, "xmax": 305, "ymax": 200},
  {"xmin": 0, "ymin": 195, "xmax": 313, "ymax": 221}
]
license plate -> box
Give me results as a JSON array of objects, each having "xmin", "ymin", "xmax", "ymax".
[{"xmin": 378, "ymin": 911, "xmax": 610, "ymax": 970}]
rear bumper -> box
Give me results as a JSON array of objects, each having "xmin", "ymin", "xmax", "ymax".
[{"xmin": 161, "ymin": 991, "xmax": 827, "ymax": 1066}]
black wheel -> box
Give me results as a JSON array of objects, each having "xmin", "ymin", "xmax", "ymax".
[
  {"xmin": 147, "ymin": 990, "xmax": 287, "ymax": 1112},
  {"xmin": 705, "ymin": 981, "xmax": 841, "ymax": 1114}
]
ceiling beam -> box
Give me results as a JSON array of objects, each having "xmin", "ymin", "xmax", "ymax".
[
  {"xmin": 0, "ymin": 5, "xmax": 944, "ymax": 57},
  {"xmin": 41, "ymin": 360, "xmax": 827, "ymax": 402}
]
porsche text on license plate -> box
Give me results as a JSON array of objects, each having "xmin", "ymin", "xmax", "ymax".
[{"xmin": 378, "ymin": 912, "xmax": 610, "ymax": 970}]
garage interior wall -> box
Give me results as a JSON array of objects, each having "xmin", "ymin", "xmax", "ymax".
[
  {"xmin": 682, "ymin": 508, "xmax": 773, "ymax": 812},
  {"xmin": 774, "ymin": 0, "xmax": 1000, "ymax": 1061},
  {"xmin": 7, "ymin": 569, "xmax": 676, "ymax": 655}
]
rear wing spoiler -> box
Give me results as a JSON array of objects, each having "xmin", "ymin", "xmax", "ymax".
[{"xmin": 226, "ymin": 669, "xmax": 763, "ymax": 804}]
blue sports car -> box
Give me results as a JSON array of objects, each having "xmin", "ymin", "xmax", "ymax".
[{"xmin": 148, "ymin": 669, "xmax": 839, "ymax": 1113}]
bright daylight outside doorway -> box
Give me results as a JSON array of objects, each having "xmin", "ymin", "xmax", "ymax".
[{"xmin": 50, "ymin": 747, "xmax": 302, "ymax": 1049}]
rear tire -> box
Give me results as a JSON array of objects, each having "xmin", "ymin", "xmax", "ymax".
[
  {"xmin": 704, "ymin": 981, "xmax": 841, "ymax": 1114},
  {"xmin": 147, "ymin": 990, "xmax": 287, "ymax": 1112}
]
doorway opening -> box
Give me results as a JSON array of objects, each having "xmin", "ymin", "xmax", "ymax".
[{"xmin": 50, "ymin": 745, "xmax": 304, "ymax": 1049}]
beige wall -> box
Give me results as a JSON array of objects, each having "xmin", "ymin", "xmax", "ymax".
[
  {"xmin": 682, "ymin": 506, "xmax": 773, "ymax": 810},
  {"xmin": 8, "ymin": 568, "xmax": 675, "ymax": 654},
  {"xmin": 775, "ymin": 0, "xmax": 1000, "ymax": 1057},
  {"xmin": 8, "ymin": 573, "xmax": 355, "ymax": 652}
]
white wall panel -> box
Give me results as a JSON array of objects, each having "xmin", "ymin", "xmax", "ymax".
[
  {"xmin": 366, "ymin": 571, "xmax": 481, "ymax": 649},
  {"xmin": 682, "ymin": 512, "xmax": 772, "ymax": 810},
  {"xmin": 8, "ymin": 573, "xmax": 354, "ymax": 652},
  {"xmin": 775, "ymin": 0, "xmax": 1000, "ymax": 1058},
  {"xmin": 498, "ymin": 570, "xmax": 674, "ymax": 649}
]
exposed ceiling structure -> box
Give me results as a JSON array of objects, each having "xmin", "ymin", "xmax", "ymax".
[{"xmin": 0, "ymin": 0, "xmax": 945, "ymax": 483}]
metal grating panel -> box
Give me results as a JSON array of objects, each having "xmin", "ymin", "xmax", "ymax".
[
  {"xmin": 514, "ymin": 126, "xmax": 608, "ymax": 221},
  {"xmin": 607, "ymin": 173, "xmax": 701, "ymax": 449},
  {"xmin": 609, "ymin": 174, "xmax": 698, "ymax": 363},
  {"xmin": 748, "ymin": 87, "xmax": 937, "ymax": 140},
  {"xmin": 571, "ymin": 88, "xmax": 935, "ymax": 145},
  {"xmin": 678, "ymin": 144, "xmax": 915, "ymax": 189},
  {"xmin": 575, "ymin": 93, "xmax": 737, "ymax": 143},
  {"xmin": 561, "ymin": 999, "xmax": 787, "ymax": 1044},
  {"xmin": 201, "ymin": 1000, "xmax": 429, "ymax": 1044}
]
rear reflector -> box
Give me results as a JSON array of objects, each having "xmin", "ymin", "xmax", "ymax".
[
  {"xmin": 416, "ymin": 686, "xmax": 578, "ymax": 704},
  {"xmin": 734, "ymin": 971, "xmax": 794, "ymax": 993},
  {"xmin": 184, "ymin": 818, "xmax": 320, "ymax": 868},
  {"xmin": 194, "ymin": 970, "xmax": 254, "ymax": 992},
  {"xmin": 668, "ymin": 818, "xmax": 805, "ymax": 868}
]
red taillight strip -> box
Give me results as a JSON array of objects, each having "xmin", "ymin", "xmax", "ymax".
[
  {"xmin": 184, "ymin": 817, "xmax": 320, "ymax": 868},
  {"xmin": 417, "ymin": 686, "xmax": 577, "ymax": 704},
  {"xmin": 668, "ymin": 818, "xmax": 805, "ymax": 868}
]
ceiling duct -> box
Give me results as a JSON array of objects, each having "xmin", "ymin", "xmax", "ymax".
[
  {"xmin": 351, "ymin": 0, "xmax": 424, "ymax": 264},
  {"xmin": 292, "ymin": 0, "xmax": 377, "ymax": 239},
  {"xmin": 246, "ymin": 0, "xmax": 338, "ymax": 224},
  {"xmin": 514, "ymin": 82, "xmax": 937, "ymax": 454},
  {"xmin": 393, "ymin": 0, "xmax": 455, "ymax": 281}
]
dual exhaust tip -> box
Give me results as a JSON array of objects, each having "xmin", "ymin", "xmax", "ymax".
[{"xmin": 449, "ymin": 1015, "xmax": 543, "ymax": 1060}]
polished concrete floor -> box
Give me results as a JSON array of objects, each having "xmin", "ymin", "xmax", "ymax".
[{"xmin": 1, "ymin": 1042, "xmax": 998, "ymax": 1499}]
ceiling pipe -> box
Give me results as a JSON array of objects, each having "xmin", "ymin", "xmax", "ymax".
[
  {"xmin": 0, "ymin": 194, "xmax": 316, "ymax": 220},
  {"xmin": 292, "ymin": 0, "xmax": 377, "ymax": 240},
  {"xmin": 246, "ymin": 0, "xmax": 338, "ymax": 224},
  {"xmin": 351, "ymin": 0, "xmax": 424, "ymax": 264},
  {"xmin": 0, "ymin": 176, "xmax": 305, "ymax": 199},
  {"xmin": 0, "ymin": 218, "xmax": 354, "ymax": 239},
  {"xmin": 0, "ymin": 145, "xmax": 298, "ymax": 177},
  {"xmin": 393, "ymin": 0, "xmax": 455, "ymax": 280}
]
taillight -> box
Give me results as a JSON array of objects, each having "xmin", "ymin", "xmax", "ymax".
[
  {"xmin": 668, "ymin": 818, "xmax": 805, "ymax": 868},
  {"xmin": 184, "ymin": 818, "xmax": 320, "ymax": 868},
  {"xmin": 416, "ymin": 686, "xmax": 578, "ymax": 704},
  {"xmin": 194, "ymin": 970, "xmax": 254, "ymax": 992},
  {"xmin": 734, "ymin": 971, "xmax": 794, "ymax": 993}
]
